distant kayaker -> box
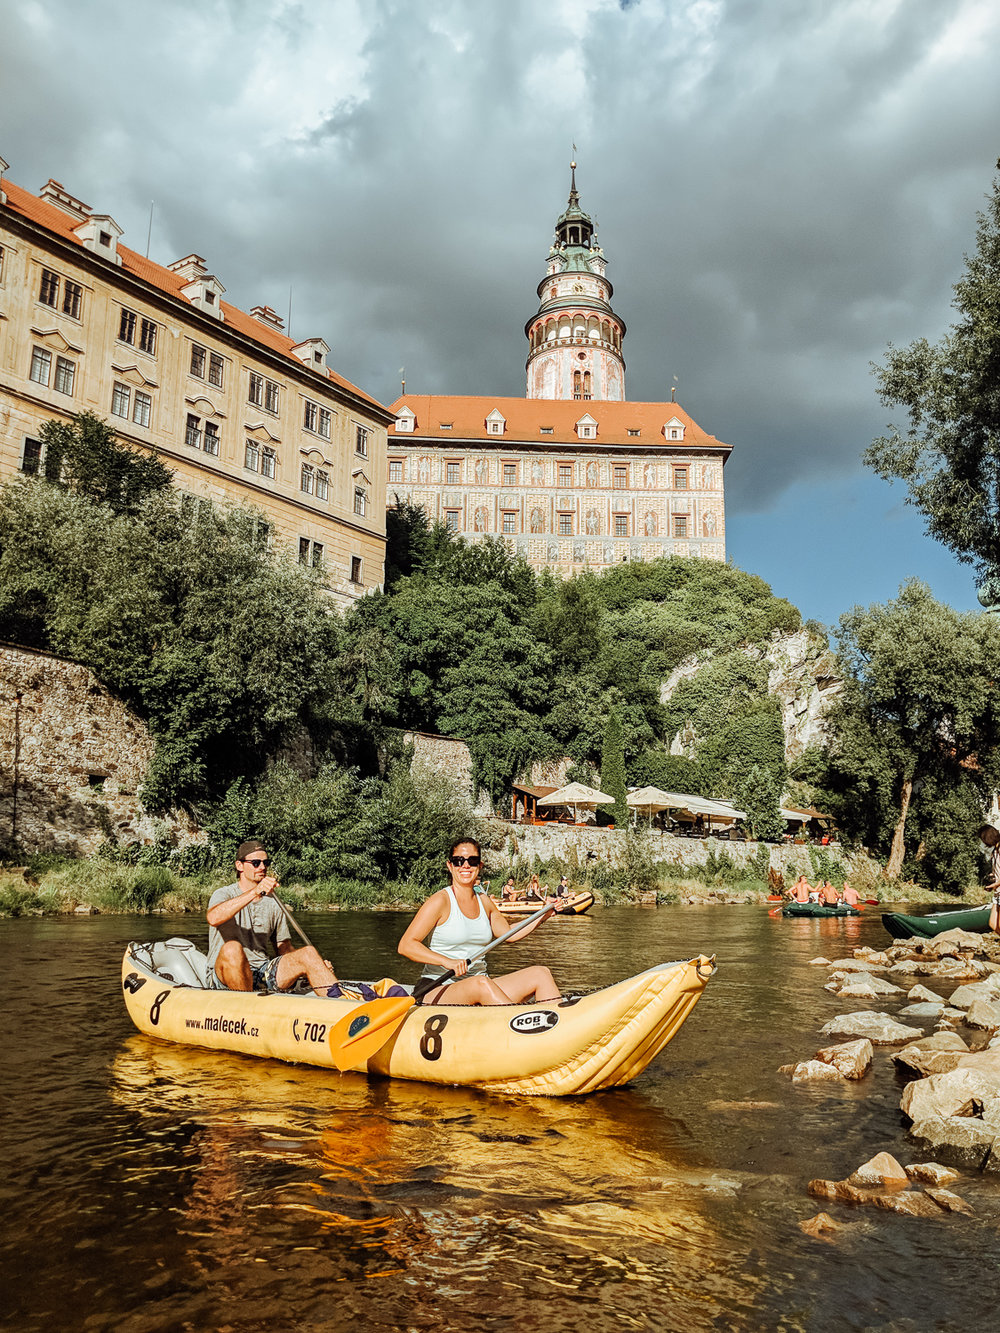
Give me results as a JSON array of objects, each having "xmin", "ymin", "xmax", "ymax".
[
  {"xmin": 556, "ymin": 875, "xmax": 571, "ymax": 897},
  {"xmin": 842, "ymin": 882, "xmax": 860, "ymax": 907},
  {"xmin": 500, "ymin": 876, "xmax": 518, "ymax": 901},
  {"xmin": 206, "ymin": 841, "xmax": 340, "ymax": 996},
  {"xmin": 788, "ymin": 876, "xmax": 811, "ymax": 904},
  {"xmin": 398, "ymin": 837, "xmax": 562, "ymax": 1006},
  {"xmin": 818, "ymin": 881, "xmax": 840, "ymax": 906},
  {"xmin": 525, "ymin": 873, "xmax": 543, "ymax": 902}
]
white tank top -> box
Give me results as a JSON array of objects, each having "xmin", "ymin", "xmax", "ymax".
[{"xmin": 422, "ymin": 886, "xmax": 494, "ymax": 980}]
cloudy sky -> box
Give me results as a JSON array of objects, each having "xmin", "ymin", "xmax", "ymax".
[{"xmin": 3, "ymin": 0, "xmax": 999, "ymax": 627}]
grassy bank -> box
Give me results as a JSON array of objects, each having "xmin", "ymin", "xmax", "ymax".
[{"xmin": 0, "ymin": 848, "xmax": 991, "ymax": 918}]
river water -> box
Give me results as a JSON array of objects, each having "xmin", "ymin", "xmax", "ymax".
[{"xmin": 2, "ymin": 905, "xmax": 998, "ymax": 1332}]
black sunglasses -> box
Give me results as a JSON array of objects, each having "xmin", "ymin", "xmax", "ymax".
[
  {"xmin": 245, "ymin": 858, "xmax": 271, "ymax": 868},
  {"xmin": 449, "ymin": 855, "xmax": 481, "ymax": 867}
]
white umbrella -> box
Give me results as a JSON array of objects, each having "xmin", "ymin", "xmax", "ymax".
[{"xmin": 538, "ymin": 781, "xmax": 614, "ymax": 823}]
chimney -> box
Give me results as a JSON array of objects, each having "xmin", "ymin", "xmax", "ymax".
[
  {"xmin": 168, "ymin": 253, "xmax": 208, "ymax": 281},
  {"xmin": 39, "ymin": 179, "xmax": 91, "ymax": 219},
  {"xmin": 250, "ymin": 304, "xmax": 285, "ymax": 331}
]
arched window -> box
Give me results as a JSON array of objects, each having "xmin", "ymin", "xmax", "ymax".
[
  {"xmin": 583, "ymin": 371, "xmax": 592, "ymax": 399},
  {"xmin": 573, "ymin": 370, "xmax": 582, "ymax": 400}
]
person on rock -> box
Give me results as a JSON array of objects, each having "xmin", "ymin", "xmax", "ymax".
[
  {"xmin": 979, "ymin": 825, "xmax": 1000, "ymax": 932},
  {"xmin": 398, "ymin": 837, "xmax": 561, "ymax": 1006},
  {"xmin": 207, "ymin": 841, "xmax": 340, "ymax": 995}
]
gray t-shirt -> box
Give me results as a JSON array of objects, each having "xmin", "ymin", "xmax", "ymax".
[{"xmin": 207, "ymin": 882, "xmax": 291, "ymax": 971}]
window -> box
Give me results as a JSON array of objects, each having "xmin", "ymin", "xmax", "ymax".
[
  {"xmin": 488, "ymin": 421, "xmax": 503, "ymax": 435},
  {"xmin": 558, "ymin": 513, "xmax": 573, "ymax": 536},
  {"xmin": 208, "ymin": 352, "xmax": 224, "ymax": 387},
  {"xmin": 265, "ymin": 380, "xmax": 279, "ymax": 413},
  {"xmin": 202, "ymin": 420, "xmax": 219, "ymax": 454},
  {"xmin": 311, "ymin": 541, "xmax": 324, "ymax": 568},
  {"xmin": 613, "ymin": 466, "xmax": 628, "ymax": 489},
  {"xmin": 248, "ymin": 373, "xmax": 280, "ymax": 412},
  {"xmin": 502, "ymin": 511, "xmax": 517, "ymax": 534},
  {"xmin": 354, "ymin": 487, "xmax": 368, "ymax": 517},
  {"xmin": 244, "ymin": 439, "xmax": 260, "ymax": 471},
  {"xmin": 540, "ymin": 427, "xmax": 554, "ymax": 436},
  {"xmin": 674, "ymin": 468, "xmax": 688, "ymax": 489},
  {"xmin": 350, "ymin": 556, "xmax": 363, "ymax": 584},
  {"xmin": 388, "ymin": 459, "xmax": 403, "ymax": 483},
  {"xmin": 133, "ymin": 390, "xmax": 152, "ymax": 429},
  {"xmin": 301, "ymin": 463, "xmax": 315, "ymax": 495},
  {"xmin": 627, "ymin": 428, "xmax": 640, "ymax": 437},
  {"xmin": 573, "ymin": 370, "xmax": 582, "ymax": 400},
  {"xmin": 355, "ymin": 425, "xmax": 370, "ymax": 456},
  {"xmin": 185, "ymin": 414, "xmax": 202, "ymax": 449},
  {"xmin": 297, "ymin": 537, "xmax": 321, "ymax": 566},
  {"xmin": 111, "ymin": 383, "xmax": 131, "ymax": 418},
  {"xmin": 583, "ymin": 371, "xmax": 592, "ymax": 399},
  {"xmin": 139, "ymin": 318, "xmax": 157, "ymax": 355},
  {"xmin": 614, "ymin": 514, "xmax": 629, "ymax": 537},
  {"xmin": 503, "ymin": 463, "xmax": 517, "ymax": 484},
  {"xmin": 246, "ymin": 441, "xmax": 276, "ymax": 477},
  {"xmin": 439, "ymin": 423, "xmax": 453, "ymax": 431},
  {"xmin": 261, "ymin": 447, "xmax": 276, "ymax": 479},
  {"xmin": 39, "ymin": 268, "xmax": 59, "ymax": 307},
  {"xmin": 446, "ymin": 461, "xmax": 461, "ymax": 485},
  {"xmin": 673, "ymin": 515, "xmax": 688, "ymax": 538},
  {"xmin": 304, "ymin": 402, "xmax": 332, "ymax": 438},
  {"xmin": 315, "ymin": 469, "xmax": 329, "ymax": 501},
  {"xmin": 558, "ymin": 463, "xmax": 572, "ymax": 485},
  {"xmin": 20, "ymin": 437, "xmax": 43, "ymax": 475},
  {"xmin": 63, "ymin": 280, "xmax": 82, "ymax": 319},
  {"xmin": 29, "ymin": 346, "xmax": 52, "ymax": 386},
  {"xmin": 190, "ymin": 344, "xmax": 206, "ymax": 377},
  {"xmin": 445, "ymin": 510, "xmax": 459, "ymax": 531},
  {"xmin": 578, "ymin": 423, "xmax": 595, "ymax": 439},
  {"xmin": 53, "ymin": 356, "xmax": 75, "ymax": 395},
  {"xmin": 118, "ymin": 308, "xmax": 136, "ymax": 344}
]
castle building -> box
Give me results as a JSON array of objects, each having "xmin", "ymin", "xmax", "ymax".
[
  {"xmin": 0, "ymin": 156, "xmax": 392, "ymax": 606},
  {"xmin": 386, "ymin": 166, "xmax": 730, "ymax": 574}
]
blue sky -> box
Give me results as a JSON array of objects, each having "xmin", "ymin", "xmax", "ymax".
[{"xmin": 2, "ymin": 0, "xmax": 998, "ymax": 627}]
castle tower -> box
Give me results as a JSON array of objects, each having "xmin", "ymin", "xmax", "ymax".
[{"xmin": 525, "ymin": 162, "xmax": 626, "ymax": 401}]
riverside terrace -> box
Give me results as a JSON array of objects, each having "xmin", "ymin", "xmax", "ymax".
[{"xmin": 509, "ymin": 782, "xmax": 835, "ymax": 843}]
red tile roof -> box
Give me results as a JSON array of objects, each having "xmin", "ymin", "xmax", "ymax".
[
  {"xmin": 2, "ymin": 177, "xmax": 387, "ymax": 413},
  {"xmin": 387, "ymin": 394, "xmax": 729, "ymax": 450}
]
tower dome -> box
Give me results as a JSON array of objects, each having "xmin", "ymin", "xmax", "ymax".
[{"xmin": 525, "ymin": 162, "xmax": 626, "ymax": 401}]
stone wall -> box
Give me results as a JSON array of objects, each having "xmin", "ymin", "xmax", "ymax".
[
  {"xmin": 0, "ymin": 642, "xmax": 199, "ymax": 855},
  {"xmin": 405, "ymin": 730, "xmax": 575, "ymax": 814}
]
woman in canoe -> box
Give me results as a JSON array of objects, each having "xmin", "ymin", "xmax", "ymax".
[{"xmin": 398, "ymin": 837, "xmax": 562, "ymax": 1006}]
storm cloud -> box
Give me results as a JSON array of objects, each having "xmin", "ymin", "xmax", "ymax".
[{"xmin": 3, "ymin": 0, "xmax": 999, "ymax": 619}]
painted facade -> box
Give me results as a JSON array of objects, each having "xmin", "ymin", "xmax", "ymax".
[
  {"xmin": 0, "ymin": 158, "xmax": 392, "ymax": 606},
  {"xmin": 386, "ymin": 166, "xmax": 731, "ymax": 575}
]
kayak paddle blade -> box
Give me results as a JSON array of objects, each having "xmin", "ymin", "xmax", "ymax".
[{"xmin": 328, "ymin": 996, "xmax": 415, "ymax": 1070}]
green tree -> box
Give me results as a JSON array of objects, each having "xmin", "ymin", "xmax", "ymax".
[
  {"xmin": 600, "ymin": 706, "xmax": 629, "ymax": 827},
  {"xmin": 39, "ymin": 411, "xmax": 172, "ymax": 514},
  {"xmin": 734, "ymin": 763, "xmax": 785, "ymax": 842},
  {"xmin": 829, "ymin": 580, "xmax": 1000, "ymax": 879},
  {"xmin": 865, "ymin": 160, "xmax": 1000, "ymax": 591}
]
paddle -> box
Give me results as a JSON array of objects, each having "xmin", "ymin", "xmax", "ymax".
[
  {"xmin": 327, "ymin": 901, "xmax": 556, "ymax": 1070},
  {"xmin": 271, "ymin": 892, "xmax": 316, "ymax": 950}
]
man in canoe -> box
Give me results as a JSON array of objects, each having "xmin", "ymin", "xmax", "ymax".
[
  {"xmin": 207, "ymin": 841, "xmax": 340, "ymax": 995},
  {"xmin": 842, "ymin": 881, "xmax": 861, "ymax": 907},
  {"xmin": 818, "ymin": 880, "xmax": 840, "ymax": 906}
]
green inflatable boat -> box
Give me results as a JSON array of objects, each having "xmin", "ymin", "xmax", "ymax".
[
  {"xmin": 881, "ymin": 905, "xmax": 991, "ymax": 940},
  {"xmin": 782, "ymin": 902, "xmax": 860, "ymax": 919}
]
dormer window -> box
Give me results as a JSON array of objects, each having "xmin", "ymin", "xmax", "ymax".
[
  {"xmin": 395, "ymin": 406, "xmax": 415, "ymax": 433},
  {"xmin": 486, "ymin": 408, "xmax": 506, "ymax": 436},
  {"xmin": 292, "ymin": 338, "xmax": 330, "ymax": 371},
  {"xmin": 664, "ymin": 416, "xmax": 686, "ymax": 441},
  {"xmin": 173, "ymin": 259, "xmax": 226, "ymax": 320},
  {"xmin": 575, "ymin": 413, "xmax": 597, "ymax": 440},
  {"xmin": 72, "ymin": 213, "xmax": 124, "ymax": 265}
]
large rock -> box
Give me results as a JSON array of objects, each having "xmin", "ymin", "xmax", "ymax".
[
  {"xmin": 946, "ymin": 980, "xmax": 1000, "ymax": 1010},
  {"xmin": 847, "ymin": 1152, "xmax": 909, "ymax": 1189},
  {"xmin": 908, "ymin": 984, "xmax": 945, "ymax": 1003},
  {"xmin": 786, "ymin": 1059, "xmax": 844, "ymax": 1083},
  {"xmin": 815, "ymin": 1038, "xmax": 873, "ymax": 1080},
  {"xmin": 901, "ymin": 1049, "xmax": 1000, "ymax": 1121},
  {"xmin": 965, "ymin": 998, "xmax": 1000, "ymax": 1031},
  {"xmin": 923, "ymin": 1187, "xmax": 973, "ymax": 1215},
  {"xmin": 905, "ymin": 1162, "xmax": 960, "ymax": 1186},
  {"xmin": 899, "ymin": 1002, "xmax": 945, "ymax": 1020},
  {"xmin": 892, "ymin": 957, "xmax": 986, "ymax": 982},
  {"xmin": 820, "ymin": 1012, "xmax": 923, "ymax": 1045},
  {"xmin": 926, "ymin": 928, "xmax": 989, "ymax": 955},
  {"xmin": 836, "ymin": 975, "xmax": 905, "ymax": 999},
  {"xmin": 827, "ymin": 958, "xmax": 884, "ymax": 972},
  {"xmin": 798, "ymin": 1211, "xmax": 844, "ymax": 1241}
]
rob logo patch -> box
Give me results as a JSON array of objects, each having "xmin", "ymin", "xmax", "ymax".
[{"xmin": 509, "ymin": 1010, "xmax": 558, "ymax": 1035}]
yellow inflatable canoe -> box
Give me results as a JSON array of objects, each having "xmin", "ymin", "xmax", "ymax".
[
  {"xmin": 492, "ymin": 890, "xmax": 595, "ymax": 916},
  {"xmin": 121, "ymin": 939, "xmax": 715, "ymax": 1097}
]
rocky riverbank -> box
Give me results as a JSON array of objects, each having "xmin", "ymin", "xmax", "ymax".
[{"xmin": 783, "ymin": 923, "xmax": 1000, "ymax": 1232}]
